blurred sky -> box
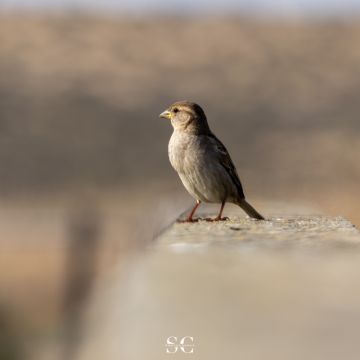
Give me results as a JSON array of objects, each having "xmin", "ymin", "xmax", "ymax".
[{"xmin": 1, "ymin": 0, "xmax": 360, "ymax": 17}]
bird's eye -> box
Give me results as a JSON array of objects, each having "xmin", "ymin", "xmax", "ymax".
[{"xmin": 173, "ymin": 108, "xmax": 179, "ymax": 113}]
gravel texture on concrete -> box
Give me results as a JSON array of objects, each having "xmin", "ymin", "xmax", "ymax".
[{"xmin": 156, "ymin": 214, "xmax": 360, "ymax": 252}]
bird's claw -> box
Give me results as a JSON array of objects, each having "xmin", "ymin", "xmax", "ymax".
[
  {"xmin": 177, "ymin": 218, "xmax": 199, "ymax": 223},
  {"xmin": 204, "ymin": 216, "xmax": 229, "ymax": 222}
]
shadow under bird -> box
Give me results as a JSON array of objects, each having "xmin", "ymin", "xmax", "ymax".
[{"xmin": 160, "ymin": 101, "xmax": 264, "ymax": 222}]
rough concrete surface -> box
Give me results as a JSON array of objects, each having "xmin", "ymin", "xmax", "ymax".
[
  {"xmin": 78, "ymin": 206, "xmax": 360, "ymax": 360},
  {"xmin": 157, "ymin": 214, "xmax": 360, "ymax": 252}
]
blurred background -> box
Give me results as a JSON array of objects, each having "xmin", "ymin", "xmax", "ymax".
[{"xmin": 0, "ymin": 0, "xmax": 360, "ymax": 359}]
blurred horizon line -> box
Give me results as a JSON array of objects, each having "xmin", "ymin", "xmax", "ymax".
[{"xmin": 1, "ymin": 0, "xmax": 360, "ymax": 19}]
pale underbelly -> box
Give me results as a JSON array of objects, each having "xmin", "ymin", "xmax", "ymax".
[{"xmin": 178, "ymin": 167, "xmax": 230, "ymax": 203}]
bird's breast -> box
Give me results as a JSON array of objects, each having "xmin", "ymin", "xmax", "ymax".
[{"xmin": 168, "ymin": 132, "xmax": 202, "ymax": 172}]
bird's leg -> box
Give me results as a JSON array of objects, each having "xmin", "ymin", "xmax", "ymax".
[
  {"xmin": 186, "ymin": 200, "xmax": 201, "ymax": 222},
  {"xmin": 216, "ymin": 201, "xmax": 226, "ymax": 221},
  {"xmin": 206, "ymin": 201, "xmax": 229, "ymax": 222},
  {"xmin": 178, "ymin": 200, "xmax": 201, "ymax": 223}
]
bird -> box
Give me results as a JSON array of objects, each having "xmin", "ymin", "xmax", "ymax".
[{"xmin": 160, "ymin": 101, "xmax": 264, "ymax": 222}]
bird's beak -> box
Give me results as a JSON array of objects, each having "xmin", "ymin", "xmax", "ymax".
[{"xmin": 159, "ymin": 109, "xmax": 172, "ymax": 120}]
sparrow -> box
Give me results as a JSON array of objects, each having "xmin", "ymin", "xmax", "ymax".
[{"xmin": 160, "ymin": 101, "xmax": 264, "ymax": 222}]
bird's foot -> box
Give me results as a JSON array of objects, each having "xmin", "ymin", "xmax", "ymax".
[
  {"xmin": 204, "ymin": 216, "xmax": 229, "ymax": 222},
  {"xmin": 177, "ymin": 217, "xmax": 199, "ymax": 223}
]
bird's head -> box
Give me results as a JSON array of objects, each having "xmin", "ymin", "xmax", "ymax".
[{"xmin": 159, "ymin": 101, "xmax": 210, "ymax": 134}]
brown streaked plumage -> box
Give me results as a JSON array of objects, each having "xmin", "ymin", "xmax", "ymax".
[{"xmin": 160, "ymin": 101, "xmax": 264, "ymax": 222}]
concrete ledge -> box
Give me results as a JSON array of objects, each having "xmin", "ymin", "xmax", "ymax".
[
  {"xmin": 156, "ymin": 213, "xmax": 360, "ymax": 252},
  {"xmin": 78, "ymin": 208, "xmax": 360, "ymax": 360}
]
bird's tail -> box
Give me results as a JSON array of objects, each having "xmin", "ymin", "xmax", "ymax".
[{"xmin": 237, "ymin": 199, "xmax": 265, "ymax": 220}]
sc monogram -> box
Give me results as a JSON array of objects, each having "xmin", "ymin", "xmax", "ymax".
[{"xmin": 165, "ymin": 336, "xmax": 194, "ymax": 354}]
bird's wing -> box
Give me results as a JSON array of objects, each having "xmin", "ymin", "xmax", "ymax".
[{"xmin": 207, "ymin": 133, "xmax": 245, "ymax": 199}]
